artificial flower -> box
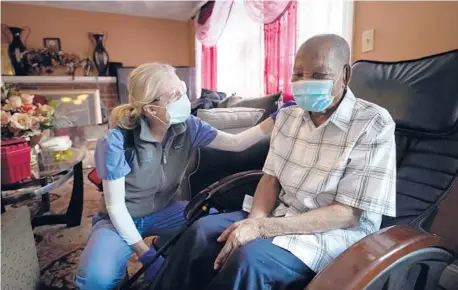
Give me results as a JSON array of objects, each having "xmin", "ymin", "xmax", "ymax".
[
  {"xmin": 20, "ymin": 93, "xmax": 35, "ymax": 105},
  {"xmin": 19, "ymin": 103, "xmax": 37, "ymax": 114},
  {"xmin": 5, "ymin": 95, "xmax": 22, "ymax": 110},
  {"xmin": 1, "ymin": 110, "xmax": 11, "ymax": 126},
  {"xmin": 38, "ymin": 104, "xmax": 55, "ymax": 115},
  {"xmin": 30, "ymin": 116, "xmax": 41, "ymax": 131},
  {"xmin": 8, "ymin": 113, "xmax": 33, "ymax": 135}
]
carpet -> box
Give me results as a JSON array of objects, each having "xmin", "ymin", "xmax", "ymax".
[{"xmin": 7, "ymin": 169, "xmax": 148, "ymax": 289}]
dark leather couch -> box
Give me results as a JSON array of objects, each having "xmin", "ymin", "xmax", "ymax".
[{"xmin": 184, "ymin": 49, "xmax": 458, "ymax": 289}]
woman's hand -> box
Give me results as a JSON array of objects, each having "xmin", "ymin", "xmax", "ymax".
[
  {"xmin": 214, "ymin": 218, "xmax": 267, "ymax": 270},
  {"xmin": 132, "ymin": 240, "xmax": 150, "ymax": 257},
  {"xmin": 139, "ymin": 245, "xmax": 165, "ymax": 281},
  {"xmin": 270, "ymin": 101, "xmax": 297, "ymax": 121}
]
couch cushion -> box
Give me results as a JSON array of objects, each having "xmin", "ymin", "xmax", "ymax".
[
  {"xmin": 197, "ymin": 107, "xmax": 265, "ymax": 132},
  {"xmin": 217, "ymin": 92, "xmax": 282, "ymax": 122}
]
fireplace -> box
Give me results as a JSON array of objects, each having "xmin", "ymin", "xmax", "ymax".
[{"xmin": 21, "ymin": 89, "xmax": 103, "ymax": 128}]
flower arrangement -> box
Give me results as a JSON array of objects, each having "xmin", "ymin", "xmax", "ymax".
[
  {"xmin": 1, "ymin": 83, "xmax": 55, "ymax": 140},
  {"xmin": 25, "ymin": 48, "xmax": 93, "ymax": 76}
]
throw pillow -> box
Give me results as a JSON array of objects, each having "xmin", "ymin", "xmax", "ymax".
[
  {"xmin": 217, "ymin": 91, "xmax": 282, "ymax": 122},
  {"xmin": 197, "ymin": 107, "xmax": 265, "ymax": 132}
]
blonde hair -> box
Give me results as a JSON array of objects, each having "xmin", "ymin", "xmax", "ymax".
[{"xmin": 109, "ymin": 63, "xmax": 178, "ymax": 129}]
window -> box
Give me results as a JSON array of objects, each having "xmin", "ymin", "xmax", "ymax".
[
  {"xmin": 197, "ymin": 0, "xmax": 354, "ymax": 99},
  {"xmin": 216, "ymin": 0, "xmax": 264, "ymax": 98},
  {"xmin": 296, "ymin": 0, "xmax": 354, "ymax": 56}
]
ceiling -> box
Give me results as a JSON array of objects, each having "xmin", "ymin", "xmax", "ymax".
[{"xmin": 11, "ymin": 1, "xmax": 207, "ymax": 21}]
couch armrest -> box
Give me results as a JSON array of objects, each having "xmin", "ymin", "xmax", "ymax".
[{"xmin": 306, "ymin": 225, "xmax": 448, "ymax": 290}]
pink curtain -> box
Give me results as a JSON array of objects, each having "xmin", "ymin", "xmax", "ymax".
[
  {"xmin": 201, "ymin": 45, "xmax": 218, "ymax": 90},
  {"xmin": 264, "ymin": 1, "xmax": 297, "ymax": 102}
]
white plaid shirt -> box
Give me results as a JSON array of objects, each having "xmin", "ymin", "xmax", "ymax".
[{"xmin": 246, "ymin": 89, "xmax": 396, "ymax": 273}]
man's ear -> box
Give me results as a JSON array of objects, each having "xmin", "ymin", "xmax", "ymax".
[{"xmin": 343, "ymin": 64, "xmax": 352, "ymax": 87}]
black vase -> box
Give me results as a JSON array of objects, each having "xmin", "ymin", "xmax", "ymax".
[
  {"xmin": 1, "ymin": 25, "xmax": 30, "ymax": 76},
  {"xmin": 90, "ymin": 33, "xmax": 109, "ymax": 76}
]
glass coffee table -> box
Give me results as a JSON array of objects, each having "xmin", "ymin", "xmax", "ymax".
[{"xmin": 1, "ymin": 147, "xmax": 86, "ymax": 228}]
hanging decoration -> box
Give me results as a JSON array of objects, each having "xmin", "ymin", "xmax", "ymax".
[
  {"xmin": 195, "ymin": 0, "xmax": 234, "ymax": 47},
  {"xmin": 244, "ymin": 0, "xmax": 292, "ymax": 24}
]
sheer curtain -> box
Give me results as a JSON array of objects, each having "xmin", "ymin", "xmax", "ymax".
[
  {"xmin": 216, "ymin": 0, "xmax": 264, "ymax": 98},
  {"xmin": 296, "ymin": 0, "xmax": 354, "ymax": 55}
]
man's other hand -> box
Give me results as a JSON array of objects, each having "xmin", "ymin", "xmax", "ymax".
[{"xmin": 214, "ymin": 218, "xmax": 266, "ymax": 270}]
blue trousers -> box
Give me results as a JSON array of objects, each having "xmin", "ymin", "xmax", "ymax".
[
  {"xmin": 75, "ymin": 200, "xmax": 187, "ymax": 290},
  {"xmin": 151, "ymin": 211, "xmax": 316, "ymax": 290}
]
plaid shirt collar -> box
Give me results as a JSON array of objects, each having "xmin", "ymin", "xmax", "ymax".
[{"xmin": 303, "ymin": 88, "xmax": 357, "ymax": 132}]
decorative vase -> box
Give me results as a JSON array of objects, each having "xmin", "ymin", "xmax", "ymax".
[
  {"xmin": 1, "ymin": 25, "xmax": 30, "ymax": 76},
  {"xmin": 90, "ymin": 32, "xmax": 109, "ymax": 76}
]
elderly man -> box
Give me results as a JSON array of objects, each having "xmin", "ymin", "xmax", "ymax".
[{"xmin": 151, "ymin": 34, "xmax": 396, "ymax": 290}]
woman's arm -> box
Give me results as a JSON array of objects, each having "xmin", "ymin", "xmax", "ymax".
[
  {"xmin": 206, "ymin": 118, "xmax": 274, "ymax": 152},
  {"xmin": 103, "ymin": 178, "xmax": 149, "ymax": 257}
]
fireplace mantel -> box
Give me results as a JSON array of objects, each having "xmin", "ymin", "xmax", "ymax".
[{"xmin": 2, "ymin": 76, "xmax": 116, "ymax": 84}]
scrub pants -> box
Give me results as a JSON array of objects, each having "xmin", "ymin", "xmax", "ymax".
[
  {"xmin": 151, "ymin": 211, "xmax": 316, "ymax": 290},
  {"xmin": 75, "ymin": 200, "xmax": 187, "ymax": 290}
]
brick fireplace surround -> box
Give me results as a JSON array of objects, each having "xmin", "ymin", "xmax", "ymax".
[{"xmin": 2, "ymin": 76, "xmax": 119, "ymax": 113}]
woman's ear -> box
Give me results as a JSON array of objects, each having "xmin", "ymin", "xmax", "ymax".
[{"xmin": 143, "ymin": 104, "xmax": 157, "ymax": 117}]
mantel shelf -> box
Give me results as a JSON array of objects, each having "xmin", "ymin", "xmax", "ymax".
[{"xmin": 1, "ymin": 76, "xmax": 117, "ymax": 84}]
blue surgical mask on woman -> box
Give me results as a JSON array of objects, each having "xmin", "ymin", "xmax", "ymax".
[
  {"xmin": 167, "ymin": 93, "xmax": 191, "ymax": 124},
  {"xmin": 292, "ymin": 79, "xmax": 335, "ymax": 112}
]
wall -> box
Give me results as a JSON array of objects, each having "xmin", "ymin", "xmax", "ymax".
[
  {"xmin": 353, "ymin": 1, "xmax": 458, "ymax": 61},
  {"xmin": 1, "ymin": 2, "xmax": 195, "ymax": 67}
]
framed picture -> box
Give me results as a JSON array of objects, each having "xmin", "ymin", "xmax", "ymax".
[{"xmin": 43, "ymin": 38, "xmax": 61, "ymax": 51}]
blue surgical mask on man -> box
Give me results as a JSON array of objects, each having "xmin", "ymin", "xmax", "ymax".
[
  {"xmin": 292, "ymin": 79, "xmax": 336, "ymax": 112},
  {"xmin": 167, "ymin": 93, "xmax": 191, "ymax": 124}
]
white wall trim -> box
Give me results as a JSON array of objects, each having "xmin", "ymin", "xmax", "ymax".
[
  {"xmin": 1, "ymin": 76, "xmax": 116, "ymax": 84},
  {"xmin": 343, "ymin": 0, "xmax": 355, "ymax": 62}
]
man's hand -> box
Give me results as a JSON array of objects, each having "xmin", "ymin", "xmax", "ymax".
[{"xmin": 214, "ymin": 218, "xmax": 266, "ymax": 270}]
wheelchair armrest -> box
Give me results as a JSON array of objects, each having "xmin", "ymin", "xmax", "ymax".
[
  {"xmin": 306, "ymin": 225, "xmax": 451, "ymax": 290},
  {"xmin": 184, "ymin": 170, "xmax": 263, "ymax": 221}
]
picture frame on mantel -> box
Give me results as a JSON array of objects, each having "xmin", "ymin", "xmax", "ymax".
[{"xmin": 43, "ymin": 38, "xmax": 61, "ymax": 52}]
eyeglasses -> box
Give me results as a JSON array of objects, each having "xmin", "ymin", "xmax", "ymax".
[{"xmin": 156, "ymin": 81, "xmax": 187, "ymax": 104}]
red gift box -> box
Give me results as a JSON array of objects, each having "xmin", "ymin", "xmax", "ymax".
[{"xmin": 1, "ymin": 138, "xmax": 31, "ymax": 185}]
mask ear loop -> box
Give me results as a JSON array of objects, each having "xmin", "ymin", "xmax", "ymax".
[{"xmin": 145, "ymin": 104, "xmax": 170, "ymax": 126}]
